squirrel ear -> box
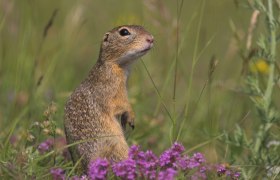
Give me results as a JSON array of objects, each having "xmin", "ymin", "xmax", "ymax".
[{"xmin": 103, "ymin": 33, "xmax": 109, "ymax": 42}]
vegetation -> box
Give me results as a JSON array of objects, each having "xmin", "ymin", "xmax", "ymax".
[{"xmin": 0, "ymin": 0, "xmax": 279, "ymax": 179}]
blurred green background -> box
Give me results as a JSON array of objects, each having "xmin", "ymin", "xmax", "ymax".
[{"xmin": 0, "ymin": 0, "xmax": 279, "ymax": 165}]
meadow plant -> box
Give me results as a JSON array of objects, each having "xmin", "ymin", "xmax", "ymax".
[
  {"xmin": 157, "ymin": 168, "xmax": 177, "ymax": 180},
  {"xmin": 86, "ymin": 142, "xmax": 240, "ymax": 180},
  {"xmin": 224, "ymin": 0, "xmax": 280, "ymax": 178},
  {"xmin": 37, "ymin": 138, "xmax": 54, "ymax": 154},
  {"xmin": 50, "ymin": 168, "xmax": 65, "ymax": 180},
  {"xmin": 112, "ymin": 158, "xmax": 137, "ymax": 180},
  {"xmin": 88, "ymin": 159, "xmax": 109, "ymax": 180}
]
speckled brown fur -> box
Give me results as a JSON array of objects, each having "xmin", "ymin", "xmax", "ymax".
[{"xmin": 64, "ymin": 25, "xmax": 153, "ymax": 171}]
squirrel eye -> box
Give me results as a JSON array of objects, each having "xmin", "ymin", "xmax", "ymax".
[{"xmin": 119, "ymin": 28, "xmax": 130, "ymax": 36}]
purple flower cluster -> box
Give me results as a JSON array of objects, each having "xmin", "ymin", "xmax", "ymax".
[
  {"xmin": 216, "ymin": 164, "xmax": 241, "ymax": 179},
  {"xmin": 50, "ymin": 168, "xmax": 65, "ymax": 180},
  {"xmin": 158, "ymin": 168, "xmax": 177, "ymax": 180},
  {"xmin": 159, "ymin": 142, "xmax": 185, "ymax": 169},
  {"xmin": 88, "ymin": 158, "xmax": 109, "ymax": 180},
  {"xmin": 69, "ymin": 175, "xmax": 87, "ymax": 180},
  {"xmin": 112, "ymin": 158, "xmax": 137, "ymax": 180},
  {"xmin": 38, "ymin": 139, "xmax": 54, "ymax": 154},
  {"xmin": 50, "ymin": 168, "xmax": 88, "ymax": 180},
  {"xmin": 50, "ymin": 142, "xmax": 240, "ymax": 180},
  {"xmin": 129, "ymin": 145, "xmax": 158, "ymax": 179},
  {"xmin": 158, "ymin": 142, "xmax": 207, "ymax": 176}
]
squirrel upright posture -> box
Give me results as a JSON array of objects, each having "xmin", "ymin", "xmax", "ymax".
[{"xmin": 64, "ymin": 25, "xmax": 153, "ymax": 170}]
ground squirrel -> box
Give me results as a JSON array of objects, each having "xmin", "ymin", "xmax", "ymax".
[{"xmin": 64, "ymin": 25, "xmax": 154, "ymax": 170}]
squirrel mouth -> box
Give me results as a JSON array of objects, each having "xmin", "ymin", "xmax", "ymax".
[
  {"xmin": 140, "ymin": 47, "xmax": 151, "ymax": 53},
  {"xmin": 140, "ymin": 43, "xmax": 153, "ymax": 53}
]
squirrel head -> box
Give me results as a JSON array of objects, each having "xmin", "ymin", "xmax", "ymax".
[{"xmin": 98, "ymin": 25, "xmax": 153, "ymax": 67}]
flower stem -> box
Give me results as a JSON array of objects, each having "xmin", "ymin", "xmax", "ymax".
[
  {"xmin": 264, "ymin": 0, "xmax": 276, "ymax": 111},
  {"xmin": 254, "ymin": 0, "xmax": 277, "ymax": 153}
]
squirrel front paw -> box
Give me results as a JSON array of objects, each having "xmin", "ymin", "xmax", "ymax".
[{"xmin": 121, "ymin": 111, "xmax": 135, "ymax": 130}]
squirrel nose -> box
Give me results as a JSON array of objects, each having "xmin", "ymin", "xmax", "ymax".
[{"xmin": 146, "ymin": 36, "xmax": 154, "ymax": 43}]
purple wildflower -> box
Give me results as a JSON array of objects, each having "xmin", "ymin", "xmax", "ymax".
[
  {"xmin": 112, "ymin": 158, "xmax": 137, "ymax": 180},
  {"xmin": 50, "ymin": 168, "xmax": 65, "ymax": 180},
  {"xmin": 191, "ymin": 171, "xmax": 207, "ymax": 180},
  {"xmin": 158, "ymin": 168, "xmax": 177, "ymax": 180},
  {"xmin": 38, "ymin": 139, "xmax": 53, "ymax": 154},
  {"xmin": 69, "ymin": 176, "xmax": 79, "ymax": 180},
  {"xmin": 171, "ymin": 142, "xmax": 185, "ymax": 154},
  {"xmin": 9, "ymin": 135, "xmax": 17, "ymax": 145},
  {"xmin": 190, "ymin": 166, "xmax": 208, "ymax": 180},
  {"xmin": 216, "ymin": 164, "xmax": 227, "ymax": 176},
  {"xmin": 226, "ymin": 169, "xmax": 232, "ymax": 176},
  {"xmin": 128, "ymin": 145, "xmax": 158, "ymax": 179},
  {"xmin": 216, "ymin": 164, "xmax": 240, "ymax": 179},
  {"xmin": 176, "ymin": 154, "xmax": 187, "ymax": 169},
  {"xmin": 159, "ymin": 142, "xmax": 185, "ymax": 169},
  {"xmin": 81, "ymin": 175, "xmax": 88, "ymax": 180},
  {"xmin": 199, "ymin": 166, "xmax": 208, "ymax": 173},
  {"xmin": 183, "ymin": 153, "xmax": 205, "ymax": 169},
  {"xmin": 88, "ymin": 158, "xmax": 109, "ymax": 180},
  {"xmin": 233, "ymin": 172, "xmax": 241, "ymax": 179},
  {"xmin": 140, "ymin": 150, "xmax": 158, "ymax": 179},
  {"xmin": 69, "ymin": 175, "xmax": 87, "ymax": 180},
  {"xmin": 192, "ymin": 153, "xmax": 205, "ymax": 163},
  {"xmin": 159, "ymin": 149, "xmax": 173, "ymax": 168},
  {"xmin": 81, "ymin": 143, "xmax": 240, "ymax": 180},
  {"xmin": 187, "ymin": 158, "xmax": 200, "ymax": 169},
  {"xmin": 129, "ymin": 145, "xmax": 140, "ymax": 159},
  {"xmin": 129, "ymin": 145, "xmax": 145, "ymax": 161}
]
